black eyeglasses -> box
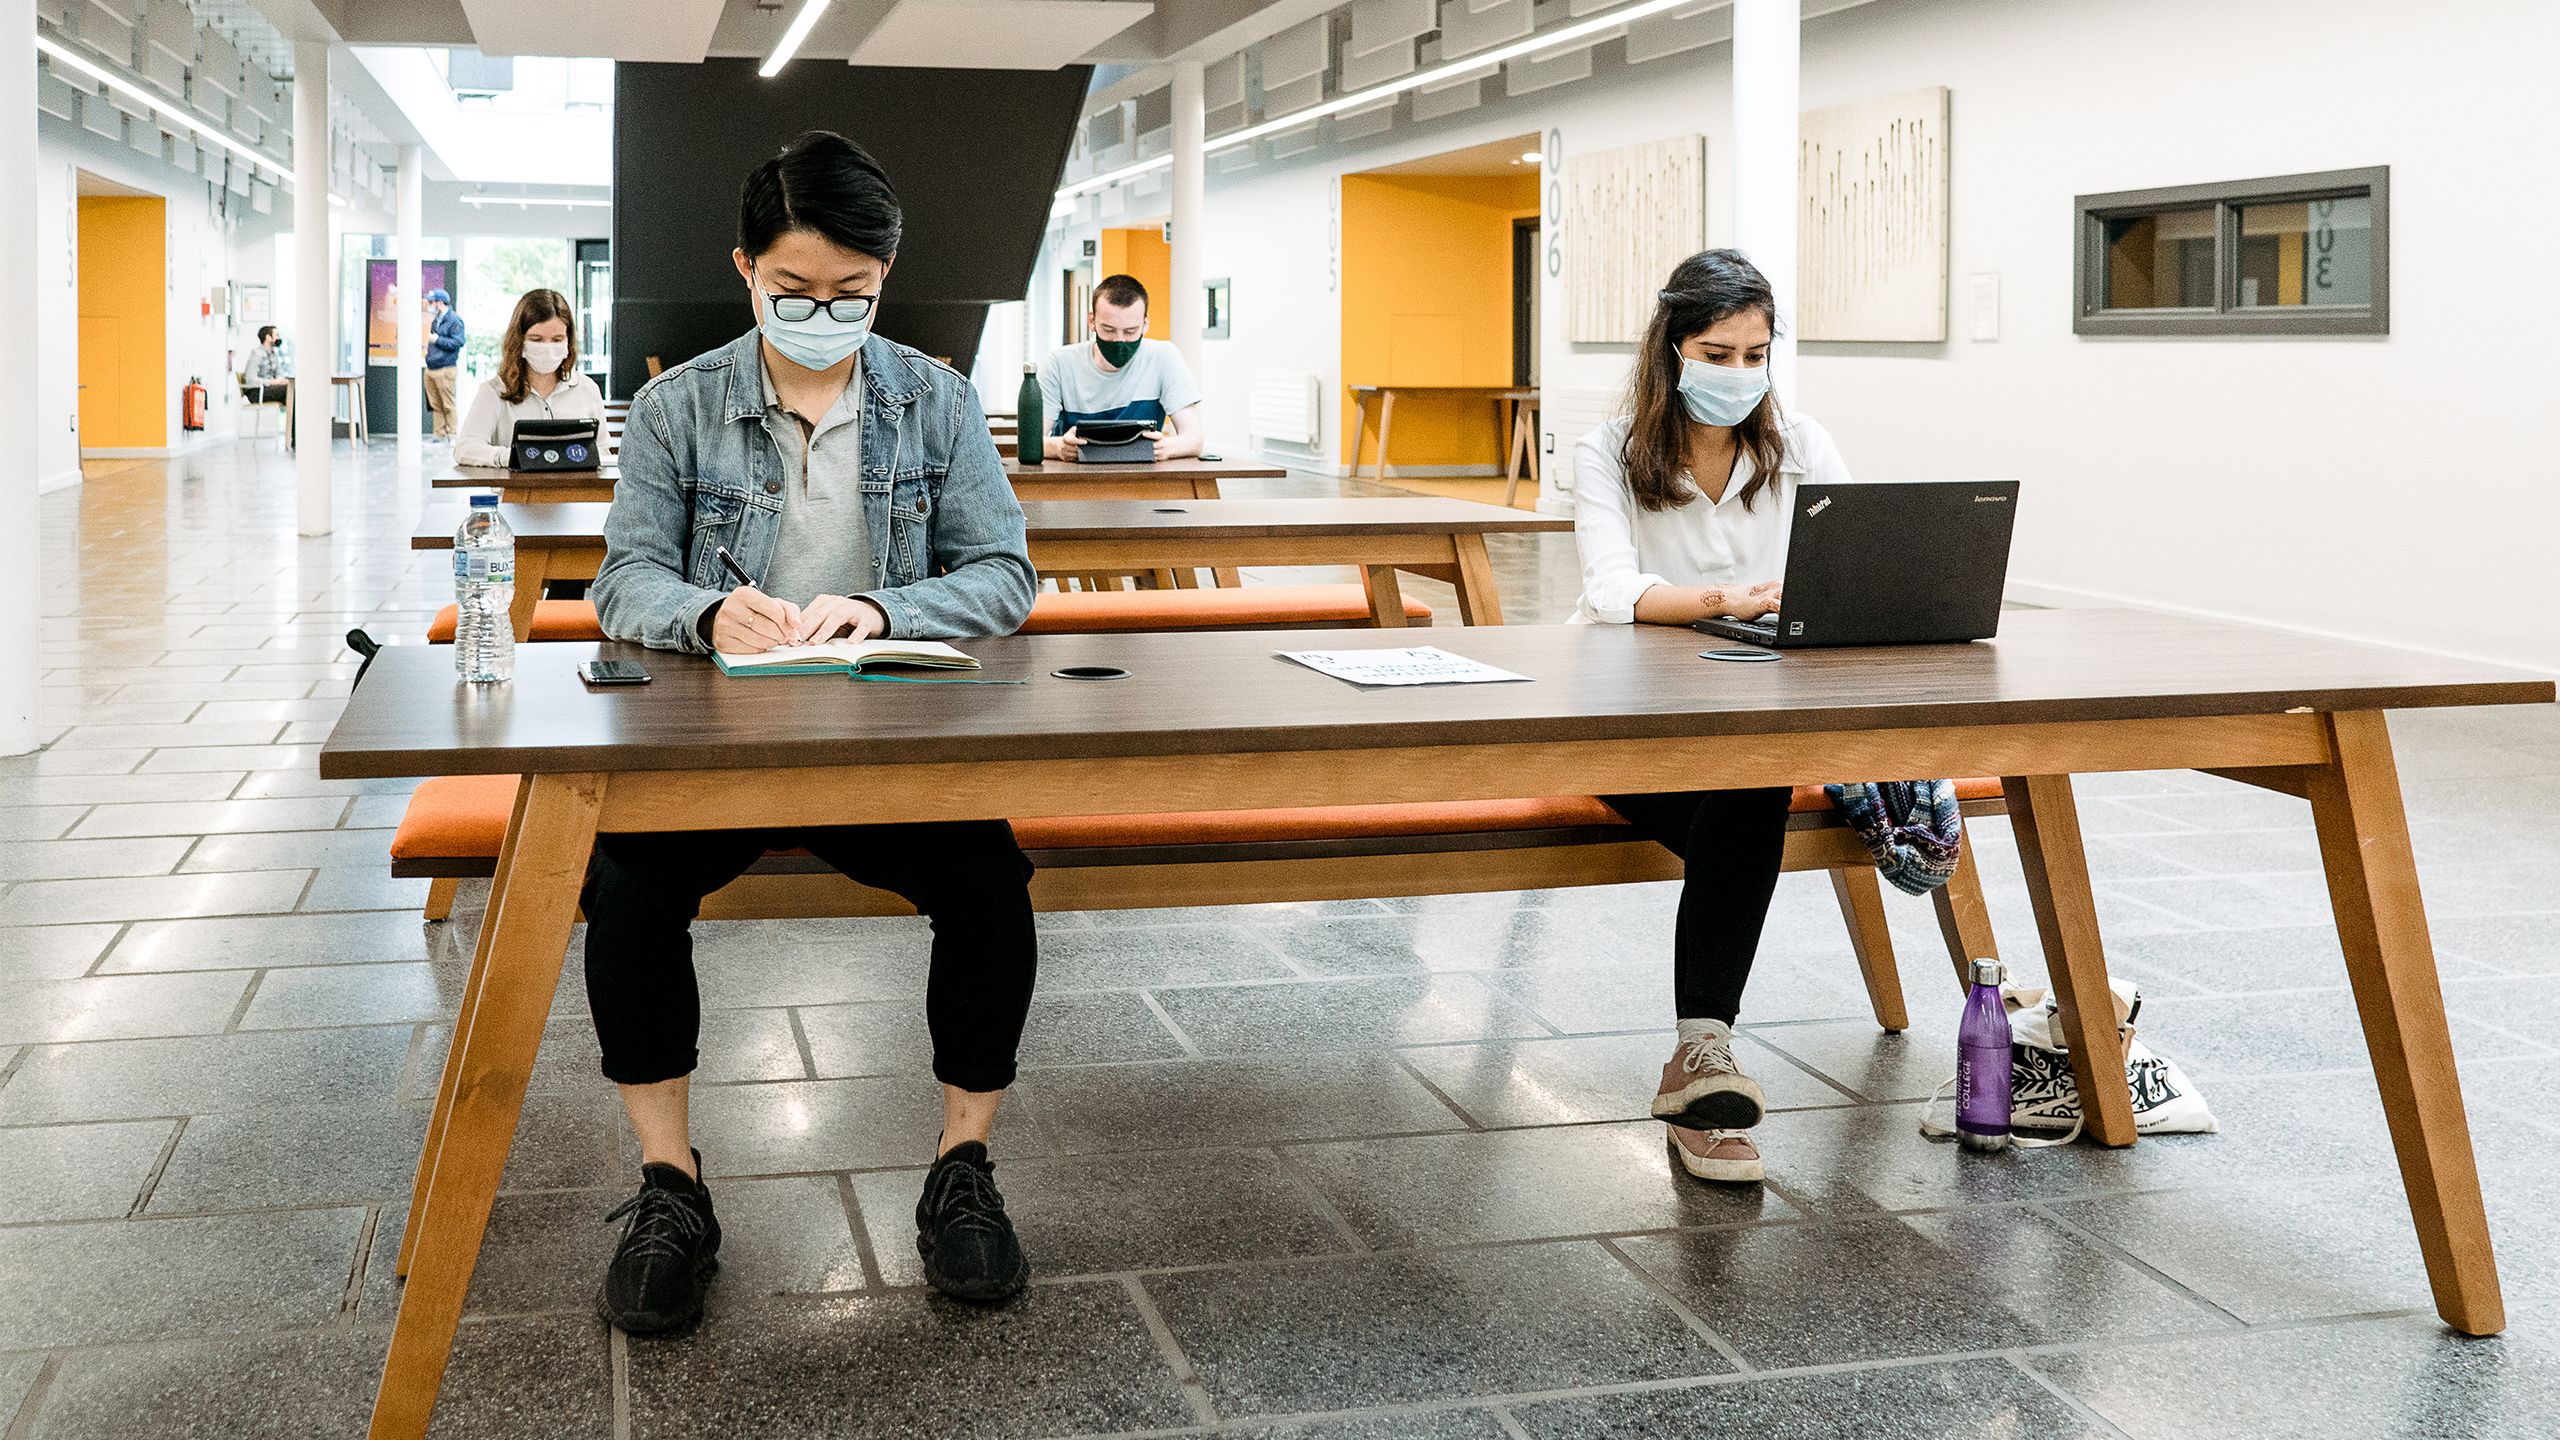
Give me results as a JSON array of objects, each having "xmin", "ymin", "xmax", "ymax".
[{"xmin": 764, "ymin": 293, "xmax": 876, "ymax": 323}]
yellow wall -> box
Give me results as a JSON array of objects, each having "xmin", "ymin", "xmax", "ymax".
[
  {"xmin": 1097, "ymin": 226, "xmax": 1173, "ymax": 340},
  {"xmin": 77, "ymin": 195, "xmax": 167, "ymax": 450},
  {"xmin": 1338, "ymin": 172, "xmax": 1538, "ymax": 469}
]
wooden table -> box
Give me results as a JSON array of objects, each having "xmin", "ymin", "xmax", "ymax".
[
  {"xmin": 1348, "ymin": 384, "xmax": 1539, "ymax": 498},
  {"xmin": 284, "ymin": 374, "xmax": 371, "ymax": 448},
  {"xmin": 326, "ymin": 610, "xmax": 2548, "ymax": 1437},
  {"xmin": 412, "ymin": 502, "xmax": 613, "ymax": 636},
  {"xmin": 406, "ymin": 496, "xmax": 1563, "ymax": 634},
  {"xmin": 429, "ymin": 465, "xmax": 618, "ymax": 504},
  {"xmin": 1004, "ymin": 455, "xmax": 1286, "ymax": 502},
  {"xmin": 1020, "ymin": 497, "xmax": 1569, "ymax": 624}
]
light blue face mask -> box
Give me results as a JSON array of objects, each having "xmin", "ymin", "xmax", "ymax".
[
  {"xmin": 756, "ymin": 280, "xmax": 874, "ymax": 372},
  {"xmin": 1676, "ymin": 356, "xmax": 1770, "ymax": 427}
]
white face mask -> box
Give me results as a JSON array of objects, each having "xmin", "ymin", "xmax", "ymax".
[
  {"xmin": 1676, "ymin": 356, "xmax": 1770, "ymax": 427},
  {"xmin": 522, "ymin": 340, "xmax": 570, "ymax": 375}
]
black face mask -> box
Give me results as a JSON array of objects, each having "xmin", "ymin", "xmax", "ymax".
[{"xmin": 1094, "ymin": 337, "xmax": 1141, "ymax": 368}]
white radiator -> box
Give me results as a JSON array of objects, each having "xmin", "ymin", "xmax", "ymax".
[
  {"xmin": 1545, "ymin": 386, "xmax": 1623, "ymax": 472},
  {"xmin": 1248, "ymin": 370, "xmax": 1323, "ymax": 448}
]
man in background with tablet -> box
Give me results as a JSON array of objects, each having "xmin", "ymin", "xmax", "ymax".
[{"xmin": 1037, "ymin": 273, "xmax": 1208, "ymax": 459}]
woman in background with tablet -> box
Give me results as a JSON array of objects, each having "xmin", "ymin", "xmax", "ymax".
[
  {"xmin": 1571, "ymin": 248, "xmax": 1857, "ymax": 1187},
  {"xmin": 450, "ymin": 288, "xmax": 607, "ymax": 468}
]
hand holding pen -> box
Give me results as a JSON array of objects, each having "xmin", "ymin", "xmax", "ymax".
[{"xmin": 710, "ymin": 545, "xmax": 801, "ymax": 653}]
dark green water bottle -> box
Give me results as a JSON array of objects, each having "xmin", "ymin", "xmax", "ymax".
[{"xmin": 1015, "ymin": 364, "xmax": 1043, "ymax": 465}]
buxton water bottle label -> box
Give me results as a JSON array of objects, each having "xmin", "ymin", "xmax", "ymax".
[{"xmin": 454, "ymin": 552, "xmax": 514, "ymax": 584}]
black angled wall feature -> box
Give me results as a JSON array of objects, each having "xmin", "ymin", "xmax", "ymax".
[{"xmin": 610, "ymin": 58, "xmax": 1090, "ymax": 397}]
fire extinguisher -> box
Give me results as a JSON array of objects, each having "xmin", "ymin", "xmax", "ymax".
[{"xmin": 182, "ymin": 377, "xmax": 209, "ymax": 431}]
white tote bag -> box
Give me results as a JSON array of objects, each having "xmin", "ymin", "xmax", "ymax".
[{"xmin": 1921, "ymin": 976, "xmax": 2218, "ymax": 1146}]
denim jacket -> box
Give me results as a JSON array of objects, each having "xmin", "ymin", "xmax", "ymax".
[{"xmin": 593, "ymin": 330, "xmax": 1035, "ymax": 652}]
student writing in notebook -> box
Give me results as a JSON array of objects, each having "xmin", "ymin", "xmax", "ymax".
[{"xmin": 586, "ymin": 131, "xmax": 1041, "ymax": 1331}]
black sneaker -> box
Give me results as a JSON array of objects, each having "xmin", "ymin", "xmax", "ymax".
[
  {"xmin": 915, "ymin": 1141, "xmax": 1028, "ymax": 1303},
  {"xmin": 597, "ymin": 1151, "xmax": 721, "ymax": 1334}
]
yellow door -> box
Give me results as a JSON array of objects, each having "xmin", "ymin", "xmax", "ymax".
[{"xmin": 77, "ymin": 194, "xmax": 167, "ymax": 450}]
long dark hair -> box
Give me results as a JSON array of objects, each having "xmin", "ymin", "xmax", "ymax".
[
  {"xmin": 1621, "ymin": 249, "xmax": 1787, "ymax": 513},
  {"xmin": 738, "ymin": 130, "xmax": 903, "ymax": 261},
  {"xmin": 496, "ymin": 289, "xmax": 576, "ymax": 404}
]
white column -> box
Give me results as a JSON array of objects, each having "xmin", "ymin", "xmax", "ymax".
[
  {"xmin": 292, "ymin": 40, "xmax": 332, "ymax": 534},
  {"xmin": 0, "ymin": 0, "xmax": 42, "ymax": 755},
  {"xmin": 1732, "ymin": 0, "xmax": 1799, "ymax": 407},
  {"xmin": 1168, "ymin": 58, "xmax": 1207, "ymax": 379},
  {"xmin": 396, "ymin": 143, "xmax": 423, "ymax": 466}
]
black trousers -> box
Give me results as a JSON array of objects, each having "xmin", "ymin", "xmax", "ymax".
[
  {"xmin": 1600, "ymin": 787, "xmax": 1794, "ymax": 1024},
  {"xmin": 581, "ymin": 820, "xmax": 1037, "ymax": 1092}
]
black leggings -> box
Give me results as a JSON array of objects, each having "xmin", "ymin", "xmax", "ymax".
[
  {"xmin": 1600, "ymin": 787, "xmax": 1793, "ymax": 1024},
  {"xmin": 581, "ymin": 820, "xmax": 1037, "ymax": 1092}
]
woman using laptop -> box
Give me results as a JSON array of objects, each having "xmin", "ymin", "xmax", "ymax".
[
  {"xmin": 451, "ymin": 288, "xmax": 608, "ymax": 468},
  {"xmin": 584, "ymin": 131, "xmax": 1041, "ymax": 1332},
  {"xmin": 1571, "ymin": 248, "xmax": 1854, "ymax": 1187}
]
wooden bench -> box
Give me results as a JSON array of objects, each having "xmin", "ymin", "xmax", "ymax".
[{"xmin": 394, "ymin": 776, "xmax": 2006, "ymax": 1033}]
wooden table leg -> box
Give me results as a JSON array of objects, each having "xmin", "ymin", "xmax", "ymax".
[
  {"xmin": 1449, "ymin": 533, "xmax": 1503, "ymax": 626},
  {"xmin": 370, "ymin": 773, "xmax": 603, "ymax": 1439},
  {"xmin": 1372, "ymin": 390, "xmax": 1396, "ymax": 488},
  {"xmin": 507, "ymin": 551, "xmax": 553, "ymax": 642},
  {"xmin": 1361, "ymin": 565, "xmax": 1410, "ymax": 628},
  {"xmin": 1348, "ymin": 391, "xmax": 1371, "ymax": 480},
  {"xmin": 2001, "ymin": 773, "xmax": 2138, "ymax": 1146},
  {"xmin": 1195, "ymin": 479, "xmax": 1241, "ymax": 587},
  {"xmin": 395, "ymin": 777, "xmax": 533, "ymax": 1275},
  {"xmin": 1829, "ymin": 865, "xmax": 1910, "ymax": 1033},
  {"xmin": 1931, "ymin": 829, "xmax": 2002, "ymax": 990},
  {"xmin": 2308, "ymin": 710, "xmax": 2504, "ymax": 1336}
]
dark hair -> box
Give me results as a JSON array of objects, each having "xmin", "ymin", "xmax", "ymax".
[
  {"xmin": 256, "ymin": 325, "xmax": 278, "ymax": 345},
  {"xmin": 1093, "ymin": 273, "xmax": 1149, "ymax": 313},
  {"xmin": 1621, "ymin": 249, "xmax": 1787, "ymax": 513},
  {"xmin": 496, "ymin": 289, "xmax": 577, "ymax": 404},
  {"xmin": 738, "ymin": 130, "xmax": 902, "ymax": 261}
]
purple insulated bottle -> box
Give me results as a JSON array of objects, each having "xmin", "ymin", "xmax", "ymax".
[{"xmin": 1955, "ymin": 958, "xmax": 2013, "ymax": 1152}]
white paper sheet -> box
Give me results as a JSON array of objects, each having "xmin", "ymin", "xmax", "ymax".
[{"xmin": 1276, "ymin": 646, "xmax": 1531, "ymax": 687}]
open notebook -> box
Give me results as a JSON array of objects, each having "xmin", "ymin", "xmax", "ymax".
[{"xmin": 713, "ymin": 638, "xmax": 979, "ymax": 678}]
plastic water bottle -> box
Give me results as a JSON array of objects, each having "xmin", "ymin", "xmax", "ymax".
[
  {"xmin": 453, "ymin": 494, "xmax": 516, "ymax": 684},
  {"xmin": 1955, "ymin": 958, "xmax": 2013, "ymax": 1152}
]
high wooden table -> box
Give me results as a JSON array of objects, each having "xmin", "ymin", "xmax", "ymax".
[
  {"xmin": 1021, "ymin": 497, "xmax": 1568, "ymax": 624},
  {"xmin": 412, "ymin": 502, "xmax": 613, "ymax": 636},
  {"xmin": 326, "ymin": 610, "xmax": 2548, "ymax": 1437},
  {"xmin": 429, "ymin": 465, "xmax": 618, "ymax": 504},
  {"xmin": 1348, "ymin": 384, "xmax": 1539, "ymax": 495},
  {"xmin": 1004, "ymin": 454, "xmax": 1286, "ymax": 501},
  {"xmin": 409, "ymin": 496, "xmax": 1564, "ymax": 634}
]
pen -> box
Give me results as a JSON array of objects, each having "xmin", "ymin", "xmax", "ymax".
[{"xmin": 714, "ymin": 545, "xmax": 757, "ymax": 590}]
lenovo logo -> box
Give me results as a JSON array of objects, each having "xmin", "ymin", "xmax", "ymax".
[{"xmin": 1973, "ymin": 494, "xmax": 2009, "ymax": 503}]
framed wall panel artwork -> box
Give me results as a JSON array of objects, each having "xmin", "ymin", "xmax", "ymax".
[
  {"xmin": 1798, "ymin": 85, "xmax": 1950, "ymax": 342},
  {"xmin": 1564, "ymin": 134, "xmax": 1706, "ymax": 344}
]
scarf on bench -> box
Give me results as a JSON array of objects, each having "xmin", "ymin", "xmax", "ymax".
[{"xmin": 1825, "ymin": 779, "xmax": 1962, "ymax": 895}]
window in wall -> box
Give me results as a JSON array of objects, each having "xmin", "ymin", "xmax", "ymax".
[{"xmin": 2075, "ymin": 167, "xmax": 2386, "ymax": 336}]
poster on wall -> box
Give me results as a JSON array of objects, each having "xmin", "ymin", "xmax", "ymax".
[
  {"xmin": 1797, "ymin": 86, "xmax": 1950, "ymax": 342},
  {"xmin": 365, "ymin": 259, "xmax": 457, "ymax": 363},
  {"xmin": 1564, "ymin": 134, "xmax": 1706, "ymax": 344}
]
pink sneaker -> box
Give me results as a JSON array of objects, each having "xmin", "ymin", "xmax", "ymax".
[
  {"xmin": 1667, "ymin": 1125, "xmax": 1765, "ymax": 1183},
  {"xmin": 1650, "ymin": 1024, "xmax": 1767, "ymax": 1131}
]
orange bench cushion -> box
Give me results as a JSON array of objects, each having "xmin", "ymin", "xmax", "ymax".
[
  {"xmin": 1021, "ymin": 585, "xmax": 1431, "ymax": 632},
  {"xmin": 390, "ymin": 779, "xmax": 2002, "ymax": 863},
  {"xmin": 426, "ymin": 600, "xmax": 605, "ymax": 643}
]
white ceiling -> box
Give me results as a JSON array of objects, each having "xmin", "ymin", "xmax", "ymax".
[
  {"xmin": 1357, "ymin": 132, "xmax": 1542, "ymax": 178},
  {"xmin": 847, "ymin": 0, "xmax": 1154, "ymax": 69},
  {"xmin": 455, "ymin": 0, "xmax": 729, "ymax": 61}
]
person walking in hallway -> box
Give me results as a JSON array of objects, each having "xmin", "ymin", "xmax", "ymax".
[{"xmin": 423, "ymin": 287, "xmax": 465, "ymax": 438}]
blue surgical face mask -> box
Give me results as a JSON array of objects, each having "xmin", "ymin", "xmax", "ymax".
[
  {"xmin": 756, "ymin": 280, "xmax": 873, "ymax": 372},
  {"xmin": 1676, "ymin": 356, "xmax": 1770, "ymax": 427}
]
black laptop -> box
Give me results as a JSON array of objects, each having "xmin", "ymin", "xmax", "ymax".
[
  {"xmin": 1693, "ymin": 480, "xmax": 2020, "ymax": 648},
  {"xmin": 508, "ymin": 417, "xmax": 603, "ymax": 472}
]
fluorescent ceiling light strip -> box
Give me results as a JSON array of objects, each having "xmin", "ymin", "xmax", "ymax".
[
  {"xmin": 36, "ymin": 34, "xmax": 292, "ymax": 180},
  {"xmin": 1055, "ymin": 0, "xmax": 1699, "ymax": 201},
  {"xmin": 759, "ymin": 0, "xmax": 833, "ymax": 78},
  {"xmin": 459, "ymin": 194, "xmax": 613, "ymax": 207}
]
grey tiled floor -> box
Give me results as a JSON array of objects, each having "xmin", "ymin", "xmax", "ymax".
[{"xmin": 2, "ymin": 441, "xmax": 2557, "ymax": 1438}]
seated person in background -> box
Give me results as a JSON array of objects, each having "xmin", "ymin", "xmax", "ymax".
[
  {"xmin": 1036, "ymin": 273, "xmax": 1206, "ymax": 459},
  {"xmin": 452, "ymin": 288, "xmax": 607, "ymax": 468},
  {"xmin": 243, "ymin": 325, "xmax": 289, "ymax": 402},
  {"xmin": 1573, "ymin": 248, "xmax": 1857, "ymax": 1190},
  {"xmin": 588, "ymin": 130, "xmax": 1041, "ymax": 1334}
]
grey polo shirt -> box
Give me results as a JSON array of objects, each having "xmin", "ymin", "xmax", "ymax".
[{"xmin": 755, "ymin": 361, "xmax": 875, "ymax": 609}]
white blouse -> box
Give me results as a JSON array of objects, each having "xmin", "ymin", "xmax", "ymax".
[
  {"xmin": 452, "ymin": 369, "xmax": 608, "ymax": 468},
  {"xmin": 1570, "ymin": 411, "xmax": 1854, "ymax": 623}
]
